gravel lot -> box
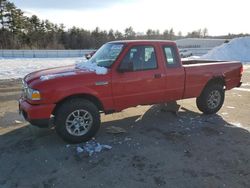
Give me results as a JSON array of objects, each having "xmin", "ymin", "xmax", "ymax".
[{"xmin": 0, "ymin": 66, "xmax": 250, "ymax": 188}]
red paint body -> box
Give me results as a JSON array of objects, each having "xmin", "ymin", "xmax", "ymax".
[{"xmin": 19, "ymin": 40, "xmax": 243, "ymax": 125}]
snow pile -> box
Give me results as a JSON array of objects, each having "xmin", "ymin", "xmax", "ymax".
[
  {"xmin": 0, "ymin": 57, "xmax": 80, "ymax": 80},
  {"xmin": 75, "ymin": 59, "xmax": 108, "ymax": 75},
  {"xmin": 76, "ymin": 140, "xmax": 112, "ymax": 156},
  {"xmin": 202, "ymin": 37, "xmax": 250, "ymax": 63}
]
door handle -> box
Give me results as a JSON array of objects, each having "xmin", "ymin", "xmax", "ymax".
[{"xmin": 154, "ymin": 74, "xmax": 162, "ymax": 78}]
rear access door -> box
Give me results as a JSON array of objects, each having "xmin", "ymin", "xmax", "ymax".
[{"xmin": 161, "ymin": 45, "xmax": 185, "ymax": 101}]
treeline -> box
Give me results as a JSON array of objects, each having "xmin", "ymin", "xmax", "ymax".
[{"xmin": 0, "ymin": 0, "xmax": 249, "ymax": 49}]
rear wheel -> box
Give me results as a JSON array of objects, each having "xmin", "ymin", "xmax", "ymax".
[
  {"xmin": 55, "ymin": 98, "xmax": 100, "ymax": 143},
  {"xmin": 196, "ymin": 84, "xmax": 225, "ymax": 114}
]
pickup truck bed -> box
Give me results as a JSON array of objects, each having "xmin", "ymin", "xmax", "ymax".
[
  {"xmin": 182, "ymin": 60, "xmax": 242, "ymax": 98},
  {"xmin": 182, "ymin": 59, "xmax": 225, "ymax": 65}
]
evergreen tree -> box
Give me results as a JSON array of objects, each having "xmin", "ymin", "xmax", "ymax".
[
  {"xmin": 114, "ymin": 30, "xmax": 123, "ymax": 40},
  {"xmin": 0, "ymin": 0, "xmax": 248, "ymax": 50},
  {"xmin": 124, "ymin": 26, "xmax": 136, "ymax": 39}
]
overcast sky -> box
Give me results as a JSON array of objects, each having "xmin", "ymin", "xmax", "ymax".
[{"xmin": 11, "ymin": 0, "xmax": 250, "ymax": 36}]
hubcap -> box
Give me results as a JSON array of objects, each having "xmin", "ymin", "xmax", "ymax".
[
  {"xmin": 207, "ymin": 90, "xmax": 221, "ymax": 109},
  {"xmin": 65, "ymin": 109, "xmax": 93, "ymax": 136}
]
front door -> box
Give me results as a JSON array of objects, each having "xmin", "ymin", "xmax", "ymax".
[{"xmin": 112, "ymin": 45, "xmax": 166, "ymax": 111}]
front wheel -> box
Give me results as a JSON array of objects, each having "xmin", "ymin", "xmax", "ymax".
[
  {"xmin": 55, "ymin": 98, "xmax": 100, "ymax": 143},
  {"xmin": 196, "ymin": 84, "xmax": 225, "ymax": 114}
]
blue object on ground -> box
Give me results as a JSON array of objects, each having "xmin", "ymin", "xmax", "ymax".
[{"xmin": 76, "ymin": 140, "xmax": 112, "ymax": 156}]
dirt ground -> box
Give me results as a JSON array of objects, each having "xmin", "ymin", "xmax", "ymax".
[{"xmin": 0, "ymin": 66, "xmax": 250, "ymax": 188}]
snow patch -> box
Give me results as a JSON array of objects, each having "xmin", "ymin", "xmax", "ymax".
[
  {"xmin": 231, "ymin": 122, "xmax": 242, "ymax": 127},
  {"xmin": 202, "ymin": 37, "xmax": 250, "ymax": 63},
  {"xmin": 76, "ymin": 140, "xmax": 112, "ymax": 156},
  {"xmin": 226, "ymin": 122, "xmax": 250, "ymax": 132},
  {"xmin": 242, "ymin": 82, "xmax": 250, "ymax": 87},
  {"xmin": 233, "ymin": 88, "xmax": 250, "ymax": 92},
  {"xmin": 0, "ymin": 57, "xmax": 108, "ymax": 80},
  {"xmin": 40, "ymin": 72, "xmax": 76, "ymax": 81},
  {"xmin": 75, "ymin": 60, "xmax": 108, "ymax": 75},
  {"xmin": 221, "ymin": 112, "xmax": 228, "ymax": 115},
  {"xmin": 76, "ymin": 146, "xmax": 84, "ymax": 153},
  {"xmin": 0, "ymin": 57, "xmax": 80, "ymax": 80},
  {"xmin": 182, "ymin": 56, "xmax": 201, "ymax": 60}
]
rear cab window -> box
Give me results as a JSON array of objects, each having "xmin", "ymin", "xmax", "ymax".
[{"xmin": 162, "ymin": 46, "xmax": 180, "ymax": 68}]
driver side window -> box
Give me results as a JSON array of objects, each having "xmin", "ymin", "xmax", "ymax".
[{"xmin": 120, "ymin": 45, "xmax": 157, "ymax": 71}]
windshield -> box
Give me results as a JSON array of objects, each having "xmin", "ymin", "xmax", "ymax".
[{"xmin": 89, "ymin": 43, "xmax": 124, "ymax": 68}]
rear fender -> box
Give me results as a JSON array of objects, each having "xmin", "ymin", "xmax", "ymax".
[{"xmin": 199, "ymin": 76, "xmax": 225, "ymax": 96}]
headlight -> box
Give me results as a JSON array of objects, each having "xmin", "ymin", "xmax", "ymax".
[
  {"xmin": 22, "ymin": 80, "xmax": 41, "ymax": 100},
  {"xmin": 27, "ymin": 88, "xmax": 41, "ymax": 100}
]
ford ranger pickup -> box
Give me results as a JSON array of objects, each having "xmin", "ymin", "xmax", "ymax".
[{"xmin": 19, "ymin": 40, "xmax": 243, "ymax": 143}]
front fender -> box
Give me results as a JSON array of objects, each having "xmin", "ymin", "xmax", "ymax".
[{"xmin": 54, "ymin": 86, "xmax": 100, "ymax": 103}]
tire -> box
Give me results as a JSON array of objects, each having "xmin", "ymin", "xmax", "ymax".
[
  {"xmin": 196, "ymin": 84, "xmax": 225, "ymax": 114},
  {"xmin": 55, "ymin": 98, "xmax": 100, "ymax": 143}
]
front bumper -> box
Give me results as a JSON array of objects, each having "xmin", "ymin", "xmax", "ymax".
[{"xmin": 19, "ymin": 98, "xmax": 55, "ymax": 127}]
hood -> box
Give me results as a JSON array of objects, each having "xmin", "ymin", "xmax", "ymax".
[{"xmin": 24, "ymin": 65, "xmax": 92, "ymax": 84}]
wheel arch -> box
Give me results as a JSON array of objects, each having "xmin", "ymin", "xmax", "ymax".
[
  {"xmin": 52, "ymin": 93, "xmax": 104, "ymax": 115},
  {"xmin": 196, "ymin": 77, "xmax": 225, "ymax": 114},
  {"xmin": 200, "ymin": 76, "xmax": 225, "ymax": 96}
]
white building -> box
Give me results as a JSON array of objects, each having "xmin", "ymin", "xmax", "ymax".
[{"xmin": 175, "ymin": 38, "xmax": 229, "ymax": 56}]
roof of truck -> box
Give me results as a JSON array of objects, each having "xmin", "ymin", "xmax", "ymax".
[{"xmin": 108, "ymin": 40, "xmax": 176, "ymax": 45}]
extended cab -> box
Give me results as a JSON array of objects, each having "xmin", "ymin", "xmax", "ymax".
[{"xmin": 19, "ymin": 40, "xmax": 243, "ymax": 143}]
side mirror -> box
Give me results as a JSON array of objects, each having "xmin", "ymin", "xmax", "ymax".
[
  {"xmin": 85, "ymin": 51, "xmax": 96, "ymax": 60},
  {"xmin": 85, "ymin": 54, "xmax": 92, "ymax": 60},
  {"xmin": 117, "ymin": 61, "xmax": 133, "ymax": 73}
]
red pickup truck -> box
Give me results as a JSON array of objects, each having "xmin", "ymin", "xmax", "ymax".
[{"xmin": 19, "ymin": 40, "xmax": 243, "ymax": 143}]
